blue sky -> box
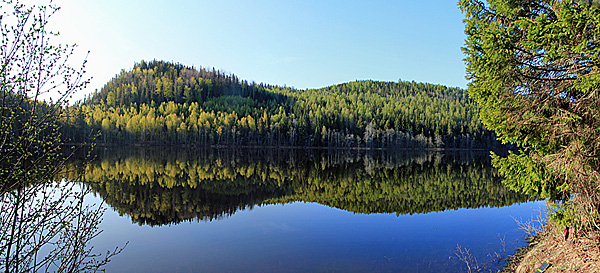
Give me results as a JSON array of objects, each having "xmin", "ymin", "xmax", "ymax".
[{"xmin": 51, "ymin": 0, "xmax": 467, "ymax": 100}]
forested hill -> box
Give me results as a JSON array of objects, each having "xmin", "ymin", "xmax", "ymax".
[
  {"xmin": 62, "ymin": 60, "xmax": 497, "ymax": 149},
  {"xmin": 84, "ymin": 60, "xmax": 284, "ymax": 108}
]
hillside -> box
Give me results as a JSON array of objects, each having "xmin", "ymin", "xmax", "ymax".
[{"xmin": 61, "ymin": 60, "xmax": 496, "ymax": 148}]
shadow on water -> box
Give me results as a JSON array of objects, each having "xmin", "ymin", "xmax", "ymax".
[{"xmin": 63, "ymin": 147, "xmax": 535, "ymax": 226}]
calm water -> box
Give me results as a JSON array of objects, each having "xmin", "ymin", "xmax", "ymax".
[{"xmin": 67, "ymin": 148, "xmax": 543, "ymax": 272}]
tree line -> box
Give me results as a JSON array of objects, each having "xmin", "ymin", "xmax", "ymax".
[{"xmin": 60, "ymin": 60, "xmax": 499, "ymax": 149}]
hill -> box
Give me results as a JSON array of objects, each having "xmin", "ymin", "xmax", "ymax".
[{"xmin": 61, "ymin": 60, "xmax": 496, "ymax": 148}]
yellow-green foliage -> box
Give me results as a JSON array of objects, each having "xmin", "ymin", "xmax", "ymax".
[
  {"xmin": 62, "ymin": 149, "xmax": 532, "ymax": 226},
  {"xmin": 61, "ymin": 60, "xmax": 496, "ymax": 149}
]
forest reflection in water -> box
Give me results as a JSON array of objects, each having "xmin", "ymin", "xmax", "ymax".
[{"xmin": 63, "ymin": 147, "xmax": 535, "ymax": 226}]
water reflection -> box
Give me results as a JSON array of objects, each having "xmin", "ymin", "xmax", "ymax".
[{"xmin": 64, "ymin": 148, "xmax": 534, "ymax": 226}]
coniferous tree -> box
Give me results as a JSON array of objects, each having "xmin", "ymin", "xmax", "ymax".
[
  {"xmin": 461, "ymin": 0, "xmax": 600, "ymax": 230},
  {"xmin": 69, "ymin": 60, "xmax": 498, "ymax": 149}
]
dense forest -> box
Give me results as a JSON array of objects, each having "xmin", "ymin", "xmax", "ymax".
[
  {"xmin": 62, "ymin": 148, "xmax": 533, "ymax": 226},
  {"xmin": 60, "ymin": 60, "xmax": 497, "ymax": 149}
]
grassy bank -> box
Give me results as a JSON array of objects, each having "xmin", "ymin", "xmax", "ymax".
[{"xmin": 501, "ymin": 223, "xmax": 600, "ymax": 272}]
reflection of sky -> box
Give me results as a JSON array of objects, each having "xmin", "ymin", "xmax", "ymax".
[{"xmin": 90, "ymin": 195, "xmax": 545, "ymax": 273}]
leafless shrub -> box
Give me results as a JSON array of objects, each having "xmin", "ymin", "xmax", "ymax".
[
  {"xmin": 0, "ymin": 181, "xmax": 126, "ymax": 272},
  {"xmin": 512, "ymin": 208, "xmax": 547, "ymax": 238},
  {"xmin": 455, "ymin": 244, "xmax": 481, "ymax": 273}
]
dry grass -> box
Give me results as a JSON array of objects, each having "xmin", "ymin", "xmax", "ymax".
[{"xmin": 504, "ymin": 223, "xmax": 600, "ymax": 272}]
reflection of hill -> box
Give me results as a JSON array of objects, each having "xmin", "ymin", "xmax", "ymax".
[
  {"xmin": 64, "ymin": 148, "xmax": 534, "ymax": 226},
  {"xmin": 268, "ymin": 161, "xmax": 526, "ymax": 215}
]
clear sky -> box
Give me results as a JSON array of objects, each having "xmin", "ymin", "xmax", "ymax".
[{"xmin": 49, "ymin": 0, "xmax": 468, "ymax": 100}]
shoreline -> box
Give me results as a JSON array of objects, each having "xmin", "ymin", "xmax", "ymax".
[
  {"xmin": 500, "ymin": 223, "xmax": 600, "ymax": 272},
  {"xmin": 499, "ymin": 234, "xmax": 541, "ymax": 272},
  {"xmin": 61, "ymin": 143, "xmax": 495, "ymax": 152}
]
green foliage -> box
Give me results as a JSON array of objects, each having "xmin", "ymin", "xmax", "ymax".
[
  {"xmin": 461, "ymin": 0, "xmax": 600, "ymax": 229},
  {"xmin": 61, "ymin": 148, "xmax": 533, "ymax": 226},
  {"xmin": 0, "ymin": 96, "xmax": 62, "ymax": 192},
  {"xmin": 491, "ymin": 150, "xmax": 563, "ymax": 198},
  {"xmin": 547, "ymin": 201, "xmax": 576, "ymax": 227},
  {"xmin": 66, "ymin": 60, "xmax": 498, "ymax": 149}
]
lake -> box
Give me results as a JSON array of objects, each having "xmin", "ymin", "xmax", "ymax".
[{"xmin": 65, "ymin": 148, "xmax": 544, "ymax": 272}]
